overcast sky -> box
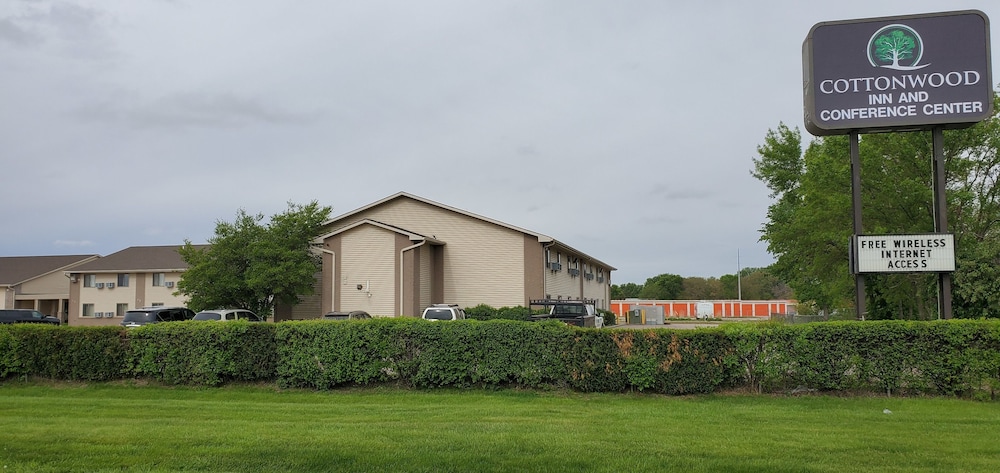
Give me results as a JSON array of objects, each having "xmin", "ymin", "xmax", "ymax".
[{"xmin": 2, "ymin": 1, "xmax": 998, "ymax": 284}]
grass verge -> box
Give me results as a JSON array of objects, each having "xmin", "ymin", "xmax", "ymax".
[{"xmin": 1, "ymin": 382, "xmax": 998, "ymax": 472}]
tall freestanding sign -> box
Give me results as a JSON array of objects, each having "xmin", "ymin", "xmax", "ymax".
[{"xmin": 803, "ymin": 10, "xmax": 992, "ymax": 319}]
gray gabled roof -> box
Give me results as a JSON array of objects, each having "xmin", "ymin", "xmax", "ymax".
[
  {"xmin": 323, "ymin": 192, "xmax": 616, "ymax": 270},
  {"xmin": 0, "ymin": 255, "xmax": 99, "ymax": 286},
  {"xmin": 67, "ymin": 245, "xmax": 208, "ymax": 273}
]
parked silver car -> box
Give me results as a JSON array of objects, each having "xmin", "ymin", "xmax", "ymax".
[
  {"xmin": 192, "ymin": 309, "xmax": 261, "ymax": 322},
  {"xmin": 421, "ymin": 304, "xmax": 466, "ymax": 321}
]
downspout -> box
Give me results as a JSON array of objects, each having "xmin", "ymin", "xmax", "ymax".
[
  {"xmin": 318, "ymin": 248, "xmax": 336, "ymax": 313},
  {"xmin": 399, "ymin": 240, "xmax": 427, "ymax": 317},
  {"xmin": 2, "ymin": 285, "xmax": 13, "ymax": 309}
]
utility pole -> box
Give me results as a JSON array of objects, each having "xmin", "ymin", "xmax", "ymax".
[{"xmin": 737, "ymin": 249, "xmax": 742, "ymax": 300}]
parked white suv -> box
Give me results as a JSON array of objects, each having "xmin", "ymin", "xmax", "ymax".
[
  {"xmin": 421, "ymin": 304, "xmax": 466, "ymax": 321},
  {"xmin": 192, "ymin": 309, "xmax": 261, "ymax": 322}
]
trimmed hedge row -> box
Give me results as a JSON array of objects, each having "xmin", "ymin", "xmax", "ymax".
[
  {"xmin": 722, "ymin": 320, "xmax": 1000, "ymax": 398},
  {"xmin": 0, "ymin": 325, "xmax": 127, "ymax": 381},
  {"xmin": 1, "ymin": 319, "xmax": 998, "ymax": 398},
  {"xmin": 129, "ymin": 321, "xmax": 277, "ymax": 386},
  {"xmin": 277, "ymin": 318, "xmax": 572, "ymax": 389}
]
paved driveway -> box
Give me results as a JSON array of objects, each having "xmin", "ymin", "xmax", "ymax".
[{"xmin": 610, "ymin": 322, "xmax": 720, "ymax": 330}]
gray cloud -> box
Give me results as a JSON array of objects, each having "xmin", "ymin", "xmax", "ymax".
[
  {"xmin": 0, "ymin": 17, "xmax": 42, "ymax": 46},
  {"xmin": 75, "ymin": 91, "xmax": 324, "ymax": 129},
  {"xmin": 2, "ymin": 0, "xmax": 997, "ymax": 283}
]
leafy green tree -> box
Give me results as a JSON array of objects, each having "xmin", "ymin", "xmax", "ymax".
[
  {"xmin": 753, "ymin": 123, "xmax": 853, "ymax": 315},
  {"xmin": 719, "ymin": 274, "xmax": 739, "ymax": 299},
  {"xmin": 737, "ymin": 267, "xmax": 792, "ymax": 300},
  {"xmin": 638, "ymin": 273, "xmax": 683, "ymax": 300},
  {"xmin": 611, "ymin": 282, "xmax": 642, "ymax": 300},
  {"xmin": 753, "ymin": 95, "xmax": 1000, "ymax": 319},
  {"xmin": 679, "ymin": 277, "xmax": 724, "ymax": 300},
  {"xmin": 177, "ymin": 201, "xmax": 332, "ymax": 319},
  {"xmin": 949, "ymin": 95, "xmax": 1000, "ymax": 318}
]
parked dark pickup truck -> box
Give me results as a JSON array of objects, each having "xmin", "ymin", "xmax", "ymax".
[
  {"xmin": 0, "ymin": 309, "xmax": 61, "ymax": 325},
  {"xmin": 529, "ymin": 299, "xmax": 599, "ymax": 328}
]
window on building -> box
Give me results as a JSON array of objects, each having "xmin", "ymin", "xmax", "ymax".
[
  {"xmin": 152, "ymin": 273, "xmax": 165, "ymax": 286},
  {"xmin": 82, "ymin": 304, "xmax": 94, "ymax": 317},
  {"xmin": 116, "ymin": 303, "xmax": 128, "ymax": 317},
  {"xmin": 117, "ymin": 273, "xmax": 130, "ymax": 287},
  {"xmin": 83, "ymin": 274, "xmax": 96, "ymax": 288}
]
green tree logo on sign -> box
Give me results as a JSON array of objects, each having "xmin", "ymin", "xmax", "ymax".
[{"xmin": 867, "ymin": 24, "xmax": 929, "ymax": 70}]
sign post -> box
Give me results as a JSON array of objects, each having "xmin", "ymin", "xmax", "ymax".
[{"xmin": 804, "ymin": 10, "xmax": 991, "ymax": 319}]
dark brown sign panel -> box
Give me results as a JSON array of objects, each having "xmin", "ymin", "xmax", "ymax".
[{"xmin": 804, "ymin": 10, "xmax": 992, "ymax": 136}]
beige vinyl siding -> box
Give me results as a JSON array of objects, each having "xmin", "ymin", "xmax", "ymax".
[
  {"xmin": 343, "ymin": 199, "xmax": 525, "ymax": 309},
  {"xmin": 18, "ymin": 272, "xmax": 70, "ymax": 296},
  {"xmin": 582, "ymin": 264, "xmax": 609, "ymax": 309},
  {"xmin": 583, "ymin": 277, "xmax": 609, "ymax": 310},
  {"xmin": 288, "ymin": 272, "xmax": 323, "ymax": 319},
  {"xmin": 142, "ymin": 272, "xmax": 186, "ymax": 308},
  {"xmin": 341, "ymin": 225, "xmax": 396, "ymax": 316},
  {"xmin": 545, "ymin": 268, "xmax": 579, "ymax": 299},
  {"xmin": 81, "ymin": 274, "xmax": 132, "ymax": 319}
]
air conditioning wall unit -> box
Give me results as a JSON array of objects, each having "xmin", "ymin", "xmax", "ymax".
[
  {"xmin": 165, "ymin": 281, "xmax": 175, "ymax": 288},
  {"xmin": 95, "ymin": 313, "xmax": 103, "ymax": 318},
  {"xmin": 96, "ymin": 283, "xmax": 105, "ymax": 289},
  {"xmin": 107, "ymin": 283, "xmax": 115, "ymax": 289}
]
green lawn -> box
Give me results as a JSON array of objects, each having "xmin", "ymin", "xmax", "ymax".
[{"xmin": 1, "ymin": 383, "xmax": 998, "ymax": 472}]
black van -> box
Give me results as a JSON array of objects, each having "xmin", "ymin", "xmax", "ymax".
[
  {"xmin": 0, "ymin": 309, "xmax": 61, "ymax": 325},
  {"xmin": 121, "ymin": 307, "xmax": 196, "ymax": 328}
]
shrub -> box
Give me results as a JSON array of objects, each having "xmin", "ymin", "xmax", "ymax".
[
  {"xmin": 464, "ymin": 304, "xmax": 496, "ymax": 321},
  {"xmin": 276, "ymin": 318, "xmax": 412, "ymax": 389},
  {"xmin": 495, "ymin": 306, "xmax": 534, "ymax": 321},
  {"xmin": 129, "ymin": 322, "xmax": 277, "ymax": 386},
  {"xmin": 0, "ymin": 325, "xmax": 18, "ymax": 379},
  {"xmin": 277, "ymin": 318, "xmax": 572, "ymax": 390},
  {"xmin": 0, "ymin": 325, "xmax": 127, "ymax": 381},
  {"xmin": 465, "ymin": 304, "xmax": 534, "ymax": 321},
  {"xmin": 564, "ymin": 328, "xmax": 732, "ymax": 394}
]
